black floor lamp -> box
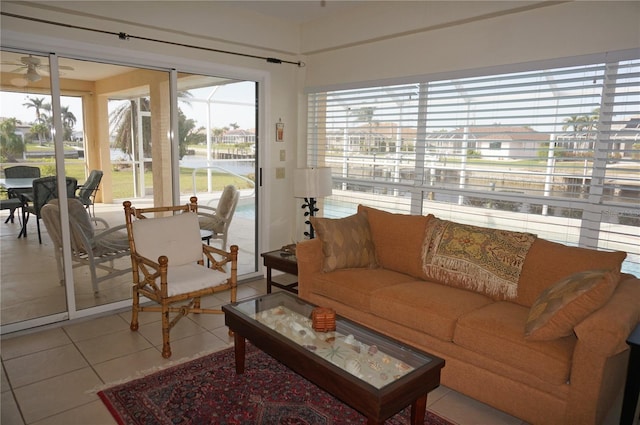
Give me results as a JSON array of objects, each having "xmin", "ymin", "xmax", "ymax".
[{"xmin": 293, "ymin": 167, "xmax": 333, "ymax": 239}]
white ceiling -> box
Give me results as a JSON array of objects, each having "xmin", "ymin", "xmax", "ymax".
[
  {"xmin": 1, "ymin": 51, "xmax": 137, "ymax": 86},
  {"xmin": 218, "ymin": 1, "xmax": 362, "ymax": 24}
]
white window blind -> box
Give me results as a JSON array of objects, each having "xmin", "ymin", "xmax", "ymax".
[{"xmin": 306, "ymin": 55, "xmax": 640, "ymax": 275}]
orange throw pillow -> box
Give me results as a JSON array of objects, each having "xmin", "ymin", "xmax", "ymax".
[
  {"xmin": 524, "ymin": 269, "xmax": 619, "ymax": 341},
  {"xmin": 310, "ymin": 213, "xmax": 377, "ymax": 273}
]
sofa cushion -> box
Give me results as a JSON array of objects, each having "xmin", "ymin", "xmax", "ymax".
[
  {"xmin": 454, "ymin": 302, "xmax": 576, "ymax": 386},
  {"xmin": 358, "ymin": 205, "xmax": 433, "ymax": 279},
  {"xmin": 524, "ymin": 269, "xmax": 619, "ymax": 341},
  {"xmin": 310, "ymin": 212, "xmax": 377, "ymax": 272},
  {"xmin": 515, "ymin": 239, "xmax": 627, "ymax": 307},
  {"xmin": 370, "ymin": 281, "xmax": 493, "ymax": 341},
  {"xmin": 311, "ymin": 268, "xmax": 414, "ymax": 313}
]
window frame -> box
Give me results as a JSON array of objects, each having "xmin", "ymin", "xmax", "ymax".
[{"xmin": 305, "ymin": 49, "xmax": 639, "ymax": 275}]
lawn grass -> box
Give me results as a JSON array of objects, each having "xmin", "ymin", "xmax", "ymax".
[{"xmin": 3, "ymin": 158, "xmax": 254, "ymax": 200}]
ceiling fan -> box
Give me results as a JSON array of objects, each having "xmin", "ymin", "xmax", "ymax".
[{"xmin": 1, "ymin": 55, "xmax": 74, "ymax": 83}]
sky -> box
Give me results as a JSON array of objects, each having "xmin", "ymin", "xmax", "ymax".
[{"xmin": 0, "ymin": 80, "xmax": 257, "ymax": 133}]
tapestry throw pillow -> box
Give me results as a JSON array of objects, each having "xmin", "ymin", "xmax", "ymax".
[
  {"xmin": 421, "ymin": 218, "xmax": 536, "ymax": 300},
  {"xmin": 524, "ymin": 269, "xmax": 619, "ymax": 341},
  {"xmin": 310, "ymin": 213, "xmax": 377, "ymax": 273}
]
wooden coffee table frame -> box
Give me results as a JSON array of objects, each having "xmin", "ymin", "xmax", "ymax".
[{"xmin": 223, "ymin": 293, "xmax": 445, "ymax": 425}]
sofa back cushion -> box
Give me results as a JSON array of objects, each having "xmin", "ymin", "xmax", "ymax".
[
  {"xmin": 515, "ymin": 238, "xmax": 626, "ymax": 307},
  {"xmin": 358, "ymin": 205, "xmax": 433, "ymax": 279}
]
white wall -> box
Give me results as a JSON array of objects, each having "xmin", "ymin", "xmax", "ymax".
[
  {"xmin": 302, "ymin": 1, "xmax": 640, "ymax": 88},
  {"xmin": 302, "ymin": 1, "xmax": 640, "ymax": 87}
]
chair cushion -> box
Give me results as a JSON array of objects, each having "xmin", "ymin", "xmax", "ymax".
[
  {"xmin": 133, "ymin": 212, "xmax": 203, "ymax": 266},
  {"xmin": 217, "ymin": 185, "xmax": 237, "ymax": 218},
  {"xmin": 0, "ymin": 198, "xmax": 22, "ymax": 210},
  {"xmin": 310, "ymin": 212, "xmax": 377, "ymax": 272},
  {"xmin": 167, "ymin": 263, "xmax": 229, "ymax": 296},
  {"xmin": 199, "ymin": 215, "xmax": 225, "ymax": 234},
  {"xmin": 524, "ymin": 269, "xmax": 619, "ymax": 341}
]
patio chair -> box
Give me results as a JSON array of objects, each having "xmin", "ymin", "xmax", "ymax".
[
  {"xmin": 1, "ymin": 197, "xmax": 23, "ymax": 225},
  {"xmin": 197, "ymin": 185, "xmax": 240, "ymax": 251},
  {"xmin": 41, "ymin": 198, "xmax": 130, "ymax": 294},
  {"xmin": 22, "ymin": 176, "xmax": 78, "ymax": 244},
  {"xmin": 76, "ymin": 169, "xmax": 103, "ymax": 217},
  {"xmin": 3, "ymin": 165, "xmax": 40, "ymax": 223},
  {"xmin": 123, "ymin": 197, "xmax": 238, "ymax": 358}
]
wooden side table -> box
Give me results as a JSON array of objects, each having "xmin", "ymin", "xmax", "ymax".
[
  {"xmin": 621, "ymin": 322, "xmax": 640, "ymax": 425},
  {"xmin": 261, "ymin": 250, "xmax": 298, "ymax": 294}
]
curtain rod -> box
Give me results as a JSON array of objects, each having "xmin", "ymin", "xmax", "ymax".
[{"xmin": 1, "ymin": 11, "xmax": 305, "ymax": 67}]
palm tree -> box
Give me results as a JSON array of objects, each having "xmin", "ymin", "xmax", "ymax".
[
  {"xmin": 110, "ymin": 92, "xmax": 194, "ymax": 163},
  {"xmin": 0, "ymin": 118, "xmax": 25, "ymax": 162},
  {"xmin": 60, "ymin": 106, "xmax": 77, "ymax": 141},
  {"xmin": 563, "ymin": 109, "xmax": 600, "ymax": 153},
  {"xmin": 29, "ymin": 123, "xmax": 49, "ymax": 145},
  {"xmin": 110, "ymin": 98, "xmax": 149, "ymax": 160},
  {"xmin": 22, "ymin": 96, "xmax": 47, "ymax": 124},
  {"xmin": 212, "ymin": 127, "xmax": 225, "ymax": 143},
  {"xmin": 23, "ymin": 96, "xmax": 50, "ymax": 145},
  {"xmin": 351, "ymin": 106, "xmax": 379, "ymax": 152},
  {"xmin": 178, "ymin": 110, "xmax": 205, "ymax": 159}
]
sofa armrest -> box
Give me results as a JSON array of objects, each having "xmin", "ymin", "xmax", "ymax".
[
  {"xmin": 296, "ymin": 238, "xmax": 323, "ymax": 301},
  {"xmin": 574, "ymin": 276, "xmax": 640, "ymax": 357}
]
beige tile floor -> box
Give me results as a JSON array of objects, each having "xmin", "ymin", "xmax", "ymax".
[
  {"xmin": 1, "ymin": 278, "xmax": 637, "ymax": 425},
  {"xmin": 0, "ymin": 196, "xmax": 257, "ymax": 326}
]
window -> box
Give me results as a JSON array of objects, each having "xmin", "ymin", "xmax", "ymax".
[{"xmin": 306, "ymin": 52, "xmax": 639, "ymax": 275}]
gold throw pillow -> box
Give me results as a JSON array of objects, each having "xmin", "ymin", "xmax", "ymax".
[
  {"xmin": 310, "ymin": 213, "xmax": 377, "ymax": 273},
  {"xmin": 524, "ymin": 269, "xmax": 619, "ymax": 341}
]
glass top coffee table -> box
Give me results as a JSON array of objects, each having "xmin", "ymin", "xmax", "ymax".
[{"xmin": 223, "ymin": 292, "xmax": 445, "ymax": 425}]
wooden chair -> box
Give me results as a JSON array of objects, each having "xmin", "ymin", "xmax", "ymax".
[
  {"xmin": 197, "ymin": 185, "xmax": 240, "ymax": 251},
  {"xmin": 41, "ymin": 198, "xmax": 131, "ymax": 294},
  {"xmin": 123, "ymin": 196, "xmax": 238, "ymax": 358}
]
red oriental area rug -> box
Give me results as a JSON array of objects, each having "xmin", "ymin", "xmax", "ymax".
[{"xmin": 98, "ymin": 344, "xmax": 454, "ymax": 425}]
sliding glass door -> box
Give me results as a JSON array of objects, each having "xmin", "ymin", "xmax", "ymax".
[
  {"xmin": 0, "ymin": 52, "xmax": 72, "ymax": 327},
  {"xmin": 175, "ymin": 75, "xmax": 257, "ymax": 276},
  {"xmin": 0, "ymin": 49, "xmax": 260, "ymax": 333}
]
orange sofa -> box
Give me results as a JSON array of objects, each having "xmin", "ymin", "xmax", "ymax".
[{"xmin": 296, "ymin": 205, "xmax": 640, "ymax": 425}]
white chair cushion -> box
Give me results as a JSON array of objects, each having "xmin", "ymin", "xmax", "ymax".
[
  {"xmin": 166, "ymin": 263, "xmax": 229, "ymax": 297},
  {"xmin": 133, "ymin": 212, "xmax": 202, "ymax": 266}
]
